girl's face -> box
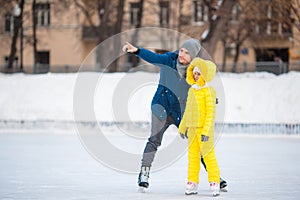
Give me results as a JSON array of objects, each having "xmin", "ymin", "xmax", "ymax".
[
  {"xmin": 178, "ymin": 48, "xmax": 192, "ymax": 65},
  {"xmin": 193, "ymin": 72, "xmax": 201, "ymax": 82}
]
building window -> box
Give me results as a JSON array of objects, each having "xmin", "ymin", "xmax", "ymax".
[
  {"xmin": 255, "ymin": 3, "xmax": 291, "ymax": 36},
  {"xmin": 159, "ymin": 1, "xmax": 169, "ymax": 26},
  {"xmin": 4, "ymin": 14, "xmax": 14, "ymax": 33},
  {"xmin": 231, "ymin": 3, "xmax": 241, "ymax": 22},
  {"xmin": 281, "ymin": 21, "xmax": 292, "ymax": 35},
  {"xmin": 36, "ymin": 51, "xmax": 50, "ymax": 65},
  {"xmin": 193, "ymin": 0, "xmax": 208, "ymax": 23},
  {"xmin": 4, "ymin": 56, "xmax": 18, "ymax": 68},
  {"xmin": 35, "ymin": 51, "xmax": 50, "ymax": 73},
  {"xmin": 130, "ymin": 3, "xmax": 140, "ymax": 26},
  {"xmin": 225, "ymin": 43, "xmax": 237, "ymax": 57},
  {"xmin": 34, "ymin": 3, "xmax": 50, "ymax": 26},
  {"xmin": 266, "ymin": 5, "xmax": 273, "ymax": 35},
  {"xmin": 279, "ymin": 8, "xmax": 292, "ymax": 35}
]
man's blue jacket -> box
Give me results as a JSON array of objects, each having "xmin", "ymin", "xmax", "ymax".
[{"xmin": 136, "ymin": 48, "xmax": 190, "ymax": 127}]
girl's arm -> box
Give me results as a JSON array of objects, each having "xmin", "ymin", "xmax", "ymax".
[
  {"xmin": 178, "ymin": 110, "xmax": 187, "ymax": 135},
  {"xmin": 202, "ymin": 87, "xmax": 216, "ymax": 137}
]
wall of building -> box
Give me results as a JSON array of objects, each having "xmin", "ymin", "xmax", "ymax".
[
  {"xmin": 0, "ymin": 0, "xmax": 299, "ymax": 73},
  {"xmin": 0, "ymin": 0, "xmax": 90, "ymax": 72}
]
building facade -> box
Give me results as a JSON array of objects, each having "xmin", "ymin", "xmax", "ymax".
[{"xmin": 0, "ymin": 0, "xmax": 299, "ymax": 73}]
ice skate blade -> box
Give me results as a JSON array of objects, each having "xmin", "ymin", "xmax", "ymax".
[
  {"xmin": 185, "ymin": 191, "xmax": 198, "ymax": 195},
  {"xmin": 220, "ymin": 186, "xmax": 228, "ymax": 192},
  {"xmin": 213, "ymin": 193, "xmax": 220, "ymax": 197},
  {"xmin": 138, "ymin": 187, "xmax": 146, "ymax": 193}
]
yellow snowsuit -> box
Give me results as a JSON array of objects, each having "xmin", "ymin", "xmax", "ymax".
[{"xmin": 178, "ymin": 58, "xmax": 220, "ymax": 184}]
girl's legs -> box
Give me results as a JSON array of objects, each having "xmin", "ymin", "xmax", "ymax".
[
  {"xmin": 201, "ymin": 141, "xmax": 221, "ymax": 196},
  {"xmin": 187, "ymin": 128, "xmax": 200, "ymax": 183},
  {"xmin": 185, "ymin": 128, "xmax": 200, "ymax": 195},
  {"xmin": 202, "ymin": 147, "xmax": 220, "ymax": 183}
]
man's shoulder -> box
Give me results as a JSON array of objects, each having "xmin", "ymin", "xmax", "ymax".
[
  {"xmin": 164, "ymin": 51, "xmax": 179, "ymax": 66},
  {"xmin": 140, "ymin": 48, "xmax": 178, "ymax": 59},
  {"xmin": 167, "ymin": 50, "xmax": 179, "ymax": 59}
]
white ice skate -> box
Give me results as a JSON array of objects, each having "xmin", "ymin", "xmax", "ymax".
[
  {"xmin": 185, "ymin": 181, "xmax": 198, "ymax": 195},
  {"xmin": 210, "ymin": 182, "xmax": 220, "ymax": 197}
]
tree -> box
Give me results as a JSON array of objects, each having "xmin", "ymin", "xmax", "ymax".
[
  {"xmin": 130, "ymin": 0, "xmax": 144, "ymax": 68},
  {"xmin": 110, "ymin": 0, "xmax": 126, "ymax": 71},
  {"xmin": 220, "ymin": 20, "xmax": 230, "ymax": 71},
  {"xmin": 218, "ymin": 0, "xmax": 295, "ymax": 72},
  {"xmin": 32, "ymin": 0, "xmax": 37, "ymax": 71},
  {"xmin": 266, "ymin": 0, "xmax": 298, "ymax": 33},
  {"xmin": 73, "ymin": 0, "xmax": 125, "ymax": 72},
  {"xmin": 291, "ymin": 0, "xmax": 300, "ymax": 32},
  {"xmin": 226, "ymin": 2, "xmax": 256, "ymax": 72},
  {"xmin": 176, "ymin": 0, "xmax": 184, "ymax": 47},
  {"xmin": 7, "ymin": 0, "xmax": 25, "ymax": 72},
  {"xmin": 201, "ymin": 0, "xmax": 236, "ymax": 56}
]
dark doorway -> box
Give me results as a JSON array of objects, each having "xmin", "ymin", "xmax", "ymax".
[
  {"xmin": 255, "ymin": 48, "xmax": 289, "ymax": 62},
  {"xmin": 35, "ymin": 51, "xmax": 50, "ymax": 73},
  {"xmin": 255, "ymin": 48, "xmax": 289, "ymax": 74}
]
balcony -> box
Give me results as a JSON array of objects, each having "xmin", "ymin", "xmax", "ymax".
[
  {"xmin": 82, "ymin": 26, "xmax": 99, "ymax": 41},
  {"xmin": 82, "ymin": 26, "xmax": 114, "ymax": 41}
]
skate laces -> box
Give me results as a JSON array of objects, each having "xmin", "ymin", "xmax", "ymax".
[
  {"xmin": 187, "ymin": 181, "xmax": 197, "ymax": 188},
  {"xmin": 187, "ymin": 181, "xmax": 196, "ymax": 185},
  {"xmin": 210, "ymin": 182, "xmax": 217, "ymax": 186},
  {"xmin": 210, "ymin": 182, "xmax": 219, "ymax": 190},
  {"xmin": 141, "ymin": 172, "xmax": 149, "ymax": 178},
  {"xmin": 141, "ymin": 166, "xmax": 150, "ymax": 178}
]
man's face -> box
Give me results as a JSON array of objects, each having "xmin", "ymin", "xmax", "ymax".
[{"xmin": 178, "ymin": 48, "xmax": 192, "ymax": 65}]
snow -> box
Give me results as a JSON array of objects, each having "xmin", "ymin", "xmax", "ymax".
[
  {"xmin": 1, "ymin": 71, "xmax": 300, "ymax": 199},
  {"xmin": 0, "ymin": 71, "xmax": 299, "ymax": 123}
]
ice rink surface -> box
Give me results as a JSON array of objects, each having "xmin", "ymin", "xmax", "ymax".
[{"xmin": 1, "ymin": 130, "xmax": 300, "ymax": 200}]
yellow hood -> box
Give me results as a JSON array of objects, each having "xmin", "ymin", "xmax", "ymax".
[{"xmin": 186, "ymin": 58, "xmax": 216, "ymax": 86}]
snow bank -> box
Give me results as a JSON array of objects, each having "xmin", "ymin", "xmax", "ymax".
[{"xmin": 0, "ymin": 71, "xmax": 299, "ymax": 124}]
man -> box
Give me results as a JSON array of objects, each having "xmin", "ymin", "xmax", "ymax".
[{"xmin": 122, "ymin": 39, "xmax": 227, "ymax": 192}]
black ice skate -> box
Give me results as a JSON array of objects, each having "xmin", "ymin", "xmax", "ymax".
[
  {"xmin": 220, "ymin": 178, "xmax": 228, "ymax": 192},
  {"xmin": 138, "ymin": 166, "xmax": 150, "ymax": 192}
]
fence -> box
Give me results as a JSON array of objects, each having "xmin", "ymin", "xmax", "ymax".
[
  {"xmin": 218, "ymin": 61, "xmax": 300, "ymax": 74},
  {"xmin": 216, "ymin": 123, "xmax": 300, "ymax": 134},
  {"xmin": 0, "ymin": 120, "xmax": 299, "ymax": 135},
  {"xmin": 1, "ymin": 61, "xmax": 300, "ymax": 74}
]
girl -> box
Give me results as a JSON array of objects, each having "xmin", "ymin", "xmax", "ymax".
[{"xmin": 179, "ymin": 57, "xmax": 221, "ymax": 197}]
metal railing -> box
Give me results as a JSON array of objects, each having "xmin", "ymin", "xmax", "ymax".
[
  {"xmin": 1, "ymin": 61, "xmax": 300, "ymax": 74},
  {"xmin": 0, "ymin": 120, "xmax": 299, "ymax": 134},
  {"xmin": 216, "ymin": 123, "xmax": 300, "ymax": 134},
  {"xmin": 217, "ymin": 61, "xmax": 299, "ymax": 74}
]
